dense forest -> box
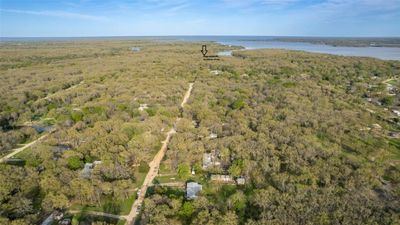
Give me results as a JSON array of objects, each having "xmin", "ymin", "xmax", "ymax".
[{"xmin": 0, "ymin": 40, "xmax": 399, "ymax": 225}]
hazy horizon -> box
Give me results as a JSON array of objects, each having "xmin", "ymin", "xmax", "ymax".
[{"xmin": 2, "ymin": 35, "xmax": 400, "ymax": 39}]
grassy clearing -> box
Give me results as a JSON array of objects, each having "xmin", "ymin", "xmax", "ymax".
[
  {"xmin": 71, "ymin": 212, "xmax": 126, "ymax": 225},
  {"xmin": 70, "ymin": 192, "xmax": 136, "ymax": 215}
]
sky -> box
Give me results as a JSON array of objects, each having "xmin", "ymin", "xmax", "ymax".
[{"xmin": 0, "ymin": 0, "xmax": 399, "ymax": 37}]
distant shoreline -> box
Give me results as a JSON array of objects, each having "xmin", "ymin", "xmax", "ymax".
[{"xmin": 1, "ymin": 36, "xmax": 400, "ymax": 48}]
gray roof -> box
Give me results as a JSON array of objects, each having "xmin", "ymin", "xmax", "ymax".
[
  {"xmin": 186, "ymin": 182, "xmax": 202, "ymax": 199},
  {"xmin": 80, "ymin": 163, "xmax": 93, "ymax": 178}
]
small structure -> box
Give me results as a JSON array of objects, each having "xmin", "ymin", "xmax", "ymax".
[
  {"xmin": 54, "ymin": 211, "xmax": 64, "ymax": 221},
  {"xmin": 218, "ymin": 51, "xmax": 233, "ymax": 57},
  {"xmin": 210, "ymin": 70, "xmax": 221, "ymax": 75},
  {"xmin": 372, "ymin": 124, "xmax": 382, "ymax": 130},
  {"xmin": 41, "ymin": 212, "xmax": 55, "ymax": 225},
  {"xmin": 80, "ymin": 161, "xmax": 102, "ymax": 179},
  {"xmin": 131, "ymin": 47, "xmax": 141, "ymax": 52},
  {"xmin": 392, "ymin": 110, "xmax": 400, "ymax": 117},
  {"xmin": 203, "ymin": 152, "xmax": 221, "ymax": 169},
  {"xmin": 58, "ymin": 218, "xmax": 71, "ymax": 225},
  {"xmin": 389, "ymin": 132, "xmax": 400, "ymax": 138},
  {"xmin": 192, "ymin": 120, "xmax": 199, "ymax": 128},
  {"xmin": 186, "ymin": 182, "xmax": 202, "ymax": 199},
  {"xmin": 80, "ymin": 163, "xmax": 93, "ymax": 178},
  {"xmin": 53, "ymin": 145, "xmax": 71, "ymax": 160},
  {"xmin": 191, "ymin": 167, "xmax": 196, "ymax": 175},
  {"xmin": 210, "ymin": 175, "xmax": 233, "ymax": 182},
  {"xmin": 138, "ymin": 104, "xmax": 148, "ymax": 111},
  {"xmin": 387, "ymin": 84, "xmax": 396, "ymax": 93},
  {"xmin": 236, "ymin": 177, "xmax": 246, "ymax": 185},
  {"xmin": 209, "ymin": 133, "xmax": 218, "ymax": 139},
  {"xmin": 93, "ymin": 160, "xmax": 102, "ymax": 165}
]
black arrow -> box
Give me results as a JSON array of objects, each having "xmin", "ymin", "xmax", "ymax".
[{"xmin": 201, "ymin": 45, "xmax": 208, "ymax": 56}]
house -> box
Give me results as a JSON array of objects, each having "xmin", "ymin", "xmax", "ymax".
[
  {"xmin": 186, "ymin": 182, "xmax": 202, "ymax": 199},
  {"xmin": 236, "ymin": 177, "xmax": 246, "ymax": 185},
  {"xmin": 210, "ymin": 175, "xmax": 233, "ymax": 182},
  {"xmin": 203, "ymin": 152, "xmax": 221, "ymax": 169}
]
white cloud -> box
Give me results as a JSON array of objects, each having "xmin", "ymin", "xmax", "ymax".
[{"xmin": 1, "ymin": 9, "xmax": 107, "ymax": 21}]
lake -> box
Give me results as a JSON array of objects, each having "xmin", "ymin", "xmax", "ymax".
[
  {"xmin": 219, "ymin": 40, "xmax": 400, "ymax": 61},
  {"xmin": 165, "ymin": 36, "xmax": 400, "ymax": 61}
]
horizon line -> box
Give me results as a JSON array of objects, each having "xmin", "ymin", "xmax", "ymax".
[{"xmin": 1, "ymin": 35, "xmax": 400, "ymax": 39}]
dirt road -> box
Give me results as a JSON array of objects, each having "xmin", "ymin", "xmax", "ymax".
[
  {"xmin": 181, "ymin": 83, "xmax": 194, "ymax": 108},
  {"xmin": 125, "ymin": 83, "xmax": 194, "ymax": 225},
  {"xmin": 44, "ymin": 81, "xmax": 84, "ymax": 101},
  {"xmin": 0, "ymin": 134, "xmax": 49, "ymax": 163}
]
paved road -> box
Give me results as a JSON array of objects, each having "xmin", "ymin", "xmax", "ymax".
[
  {"xmin": 0, "ymin": 133, "xmax": 49, "ymax": 163},
  {"xmin": 125, "ymin": 83, "xmax": 194, "ymax": 225}
]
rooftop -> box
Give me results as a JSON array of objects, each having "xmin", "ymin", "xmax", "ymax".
[{"xmin": 186, "ymin": 182, "xmax": 202, "ymax": 199}]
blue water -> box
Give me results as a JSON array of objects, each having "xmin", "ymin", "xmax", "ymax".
[
  {"xmin": 218, "ymin": 39, "xmax": 400, "ymax": 61},
  {"xmin": 166, "ymin": 36, "xmax": 400, "ymax": 60},
  {"xmin": 1, "ymin": 36, "xmax": 399, "ymax": 60}
]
